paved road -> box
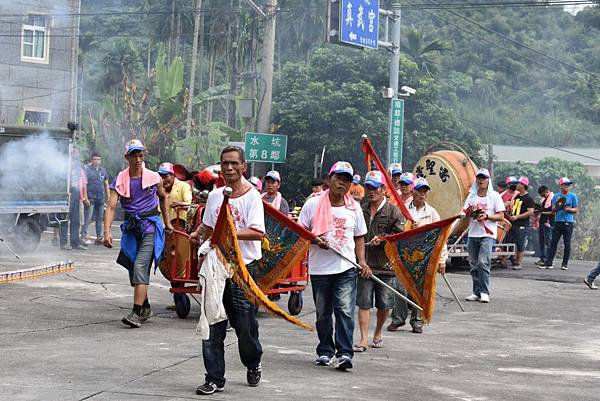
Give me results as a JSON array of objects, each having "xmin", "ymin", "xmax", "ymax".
[{"xmin": 1, "ymin": 234, "xmax": 599, "ymax": 400}]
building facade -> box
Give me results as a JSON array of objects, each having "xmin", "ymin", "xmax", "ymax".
[{"xmin": 0, "ymin": 1, "xmax": 80, "ymax": 128}]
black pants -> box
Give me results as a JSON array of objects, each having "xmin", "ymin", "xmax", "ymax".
[
  {"xmin": 202, "ymin": 262, "xmax": 262, "ymax": 387},
  {"xmin": 59, "ymin": 188, "xmax": 81, "ymax": 247},
  {"xmin": 545, "ymin": 222, "xmax": 574, "ymax": 267}
]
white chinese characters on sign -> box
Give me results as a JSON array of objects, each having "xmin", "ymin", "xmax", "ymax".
[
  {"xmin": 357, "ymin": 5, "xmax": 365, "ymax": 31},
  {"xmin": 368, "ymin": 8, "xmax": 376, "ymax": 33},
  {"xmin": 345, "ymin": 1, "xmax": 353, "ymax": 27},
  {"xmin": 271, "ymin": 137, "xmax": 281, "ymax": 147},
  {"xmin": 250, "ymin": 136, "xmax": 259, "ymax": 146}
]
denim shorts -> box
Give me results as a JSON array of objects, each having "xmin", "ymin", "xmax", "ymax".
[
  {"xmin": 131, "ymin": 232, "xmax": 155, "ymax": 285},
  {"xmin": 356, "ymin": 275, "xmax": 395, "ymax": 310},
  {"xmin": 508, "ymin": 225, "xmax": 527, "ymax": 252}
]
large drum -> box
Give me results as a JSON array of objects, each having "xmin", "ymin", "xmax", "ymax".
[{"xmin": 412, "ymin": 150, "xmax": 477, "ymax": 221}]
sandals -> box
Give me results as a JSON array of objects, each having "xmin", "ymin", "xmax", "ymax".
[
  {"xmin": 352, "ymin": 344, "xmax": 367, "ymax": 352},
  {"xmin": 371, "ymin": 338, "xmax": 384, "ymax": 348}
]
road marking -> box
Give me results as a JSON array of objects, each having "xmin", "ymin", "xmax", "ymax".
[
  {"xmin": 498, "ymin": 367, "xmax": 600, "ymax": 378},
  {"xmin": 431, "ymin": 386, "xmax": 488, "ymax": 401}
]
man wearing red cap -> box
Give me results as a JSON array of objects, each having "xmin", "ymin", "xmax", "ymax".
[
  {"xmin": 261, "ymin": 170, "xmax": 289, "ymax": 215},
  {"xmin": 506, "ymin": 176, "xmax": 535, "ymax": 270},
  {"xmin": 298, "ymin": 161, "xmax": 370, "ymax": 371}
]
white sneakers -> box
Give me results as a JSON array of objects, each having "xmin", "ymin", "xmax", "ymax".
[
  {"xmin": 465, "ymin": 293, "xmax": 489, "ymax": 303},
  {"xmin": 465, "ymin": 294, "xmax": 480, "ymax": 302}
]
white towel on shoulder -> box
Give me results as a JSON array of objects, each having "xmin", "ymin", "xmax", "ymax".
[{"xmin": 195, "ymin": 246, "xmax": 230, "ymax": 339}]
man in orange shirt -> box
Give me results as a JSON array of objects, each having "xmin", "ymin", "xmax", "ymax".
[{"xmin": 349, "ymin": 174, "xmax": 365, "ymax": 202}]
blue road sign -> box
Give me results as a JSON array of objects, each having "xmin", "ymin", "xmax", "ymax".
[{"xmin": 339, "ymin": 0, "xmax": 379, "ymax": 49}]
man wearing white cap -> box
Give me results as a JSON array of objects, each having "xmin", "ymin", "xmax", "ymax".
[
  {"xmin": 350, "ymin": 174, "xmax": 365, "ymax": 202},
  {"xmin": 541, "ymin": 177, "xmax": 578, "ymax": 270},
  {"xmin": 261, "ymin": 170, "xmax": 289, "ymax": 215},
  {"xmin": 388, "ymin": 178, "xmax": 446, "ymax": 333},
  {"xmin": 158, "ymin": 162, "xmax": 192, "ymax": 223},
  {"xmin": 298, "ymin": 161, "xmax": 370, "ymax": 371},
  {"xmin": 506, "ymin": 176, "xmax": 535, "ymax": 270},
  {"xmin": 462, "ymin": 168, "xmax": 505, "ymax": 303}
]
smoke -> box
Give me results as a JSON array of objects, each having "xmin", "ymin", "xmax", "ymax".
[{"xmin": 0, "ymin": 133, "xmax": 70, "ymax": 204}]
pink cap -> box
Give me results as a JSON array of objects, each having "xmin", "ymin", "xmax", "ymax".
[
  {"xmin": 125, "ymin": 139, "xmax": 144, "ymax": 155},
  {"xmin": 399, "ymin": 172, "xmax": 415, "ymax": 185},
  {"xmin": 158, "ymin": 162, "xmax": 175, "ymax": 175},
  {"xmin": 249, "ymin": 176, "xmax": 263, "ymax": 191},
  {"xmin": 559, "ymin": 177, "xmax": 573, "ymax": 185},
  {"xmin": 364, "ymin": 170, "xmax": 385, "ymax": 188},
  {"xmin": 506, "ymin": 176, "xmax": 518, "ymax": 185},
  {"xmin": 518, "ymin": 176, "xmax": 529, "ymax": 186},
  {"xmin": 329, "ymin": 161, "xmax": 354, "ymax": 177}
]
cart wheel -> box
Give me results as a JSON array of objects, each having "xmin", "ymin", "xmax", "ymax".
[
  {"xmin": 288, "ymin": 291, "xmax": 303, "ymax": 316},
  {"xmin": 174, "ymin": 293, "xmax": 191, "ymax": 319}
]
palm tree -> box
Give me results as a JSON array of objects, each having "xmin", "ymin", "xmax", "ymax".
[{"xmin": 400, "ymin": 28, "xmax": 450, "ymax": 76}]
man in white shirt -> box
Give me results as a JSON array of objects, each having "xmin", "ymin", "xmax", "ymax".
[
  {"xmin": 299, "ymin": 161, "xmax": 370, "ymax": 371},
  {"xmin": 462, "ymin": 168, "xmax": 505, "ymax": 304},
  {"xmin": 190, "ymin": 146, "xmax": 265, "ymax": 395}
]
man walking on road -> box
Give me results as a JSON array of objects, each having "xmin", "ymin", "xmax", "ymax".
[
  {"xmin": 541, "ymin": 177, "xmax": 578, "ymax": 270},
  {"xmin": 354, "ymin": 171, "xmax": 403, "ymax": 352},
  {"xmin": 298, "ymin": 161, "xmax": 370, "ymax": 371},
  {"xmin": 190, "ymin": 146, "xmax": 265, "ymax": 395},
  {"xmin": 506, "ymin": 177, "xmax": 535, "ymax": 270},
  {"xmin": 103, "ymin": 139, "xmax": 173, "ymax": 328},
  {"xmin": 463, "ymin": 169, "xmax": 505, "ymax": 303},
  {"xmin": 81, "ymin": 151, "xmax": 109, "ymax": 245}
]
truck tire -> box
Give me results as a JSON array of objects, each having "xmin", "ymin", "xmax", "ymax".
[{"xmin": 12, "ymin": 217, "xmax": 42, "ymax": 253}]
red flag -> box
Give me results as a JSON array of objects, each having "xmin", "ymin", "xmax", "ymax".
[{"xmin": 361, "ymin": 136, "xmax": 414, "ymax": 222}]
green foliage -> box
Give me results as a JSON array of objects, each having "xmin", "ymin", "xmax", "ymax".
[
  {"xmin": 274, "ymin": 46, "xmax": 480, "ymax": 201},
  {"xmin": 174, "ymin": 122, "xmax": 233, "ymax": 170},
  {"xmin": 155, "ymin": 46, "xmax": 184, "ymax": 100}
]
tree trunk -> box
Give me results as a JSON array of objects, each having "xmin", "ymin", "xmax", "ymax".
[
  {"xmin": 186, "ymin": 0, "xmax": 203, "ymax": 138},
  {"xmin": 257, "ymin": 0, "xmax": 277, "ymax": 135}
]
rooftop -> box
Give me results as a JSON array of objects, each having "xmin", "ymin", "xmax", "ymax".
[{"xmin": 491, "ymin": 145, "xmax": 600, "ymax": 167}]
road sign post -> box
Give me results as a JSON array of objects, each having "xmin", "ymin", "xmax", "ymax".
[
  {"xmin": 388, "ymin": 98, "xmax": 404, "ymax": 165},
  {"xmin": 244, "ymin": 132, "xmax": 288, "ymax": 164},
  {"xmin": 339, "ymin": 0, "xmax": 379, "ymax": 49}
]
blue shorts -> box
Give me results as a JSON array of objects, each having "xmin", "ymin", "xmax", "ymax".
[{"xmin": 356, "ymin": 275, "xmax": 395, "ymax": 310}]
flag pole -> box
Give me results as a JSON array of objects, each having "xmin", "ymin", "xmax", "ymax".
[
  {"xmin": 327, "ymin": 246, "xmax": 423, "ymax": 312},
  {"xmin": 440, "ymin": 228, "xmax": 467, "ymax": 312}
]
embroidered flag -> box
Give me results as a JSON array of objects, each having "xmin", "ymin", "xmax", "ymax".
[
  {"xmin": 384, "ymin": 216, "xmax": 457, "ymax": 322},
  {"xmin": 361, "ymin": 136, "xmax": 414, "ymax": 222},
  {"xmin": 211, "ymin": 193, "xmax": 313, "ymax": 332},
  {"xmin": 257, "ymin": 201, "xmax": 312, "ymax": 292}
]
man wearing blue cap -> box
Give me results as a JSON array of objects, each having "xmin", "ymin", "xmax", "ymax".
[
  {"xmin": 353, "ymin": 171, "xmax": 404, "ymax": 351},
  {"xmin": 104, "ymin": 139, "xmax": 174, "ymax": 328},
  {"xmin": 541, "ymin": 177, "xmax": 578, "ymax": 270}
]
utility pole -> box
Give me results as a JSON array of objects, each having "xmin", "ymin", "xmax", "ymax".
[
  {"xmin": 186, "ymin": 0, "xmax": 202, "ymax": 137},
  {"xmin": 387, "ymin": 2, "xmax": 401, "ymax": 165},
  {"xmin": 256, "ymin": 0, "xmax": 276, "ymax": 135}
]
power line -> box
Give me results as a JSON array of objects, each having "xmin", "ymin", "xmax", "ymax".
[
  {"xmin": 404, "ymin": 0, "xmax": 599, "ymax": 87},
  {"xmin": 460, "ymin": 116, "xmax": 600, "ymax": 163},
  {"xmin": 0, "ymin": 87, "xmax": 75, "ymax": 102},
  {"xmin": 426, "ymin": 0, "xmax": 600, "ymax": 80}
]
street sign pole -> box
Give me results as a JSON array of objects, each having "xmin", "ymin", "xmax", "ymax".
[{"xmin": 387, "ymin": 2, "xmax": 401, "ymax": 165}]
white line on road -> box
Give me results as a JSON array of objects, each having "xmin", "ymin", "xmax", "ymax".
[{"xmin": 498, "ymin": 367, "xmax": 600, "ymax": 379}]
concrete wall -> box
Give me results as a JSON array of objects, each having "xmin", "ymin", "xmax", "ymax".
[{"xmin": 0, "ymin": 1, "xmax": 79, "ymax": 128}]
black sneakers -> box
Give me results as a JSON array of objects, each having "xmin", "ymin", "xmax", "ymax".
[
  {"xmin": 247, "ymin": 363, "xmax": 262, "ymax": 387},
  {"xmin": 335, "ymin": 355, "xmax": 353, "ymax": 371},
  {"xmin": 140, "ymin": 305, "xmax": 153, "ymax": 322},
  {"xmin": 196, "ymin": 381, "xmax": 224, "ymax": 395},
  {"xmin": 121, "ymin": 312, "xmax": 142, "ymax": 328}
]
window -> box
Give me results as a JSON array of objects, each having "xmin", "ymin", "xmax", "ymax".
[
  {"xmin": 21, "ymin": 14, "xmax": 49, "ymax": 63},
  {"xmin": 24, "ymin": 110, "xmax": 51, "ymax": 126}
]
